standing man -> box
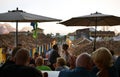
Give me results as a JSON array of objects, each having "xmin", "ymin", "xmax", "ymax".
[{"xmin": 49, "ymin": 44, "xmax": 60, "ymax": 70}]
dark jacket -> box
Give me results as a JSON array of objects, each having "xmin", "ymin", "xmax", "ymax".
[
  {"xmin": 1, "ymin": 64, "xmax": 42, "ymax": 77},
  {"xmin": 58, "ymin": 67, "xmax": 97, "ymax": 77},
  {"xmin": 49, "ymin": 49, "xmax": 60, "ymax": 65}
]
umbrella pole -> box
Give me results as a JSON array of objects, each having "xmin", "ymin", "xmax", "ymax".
[
  {"xmin": 94, "ymin": 26, "xmax": 97, "ymax": 51},
  {"xmin": 93, "ymin": 17, "xmax": 97, "ymax": 51},
  {"xmin": 15, "ymin": 21, "xmax": 18, "ymax": 47}
]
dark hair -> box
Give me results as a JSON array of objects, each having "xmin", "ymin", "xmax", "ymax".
[
  {"xmin": 17, "ymin": 43, "xmax": 22, "ymax": 47},
  {"xmin": 34, "ymin": 52, "xmax": 39, "ymax": 55},
  {"xmin": 62, "ymin": 44, "xmax": 69, "ymax": 50},
  {"xmin": 12, "ymin": 47, "xmax": 21, "ymax": 57},
  {"xmin": 53, "ymin": 44, "xmax": 58, "ymax": 50}
]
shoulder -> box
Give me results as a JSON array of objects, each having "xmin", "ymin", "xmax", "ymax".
[
  {"xmin": 1, "ymin": 65, "xmax": 42, "ymax": 77},
  {"xmin": 36, "ymin": 65, "xmax": 51, "ymax": 71},
  {"xmin": 108, "ymin": 66, "xmax": 119, "ymax": 77},
  {"xmin": 59, "ymin": 67, "xmax": 96, "ymax": 77},
  {"xmin": 2, "ymin": 64, "xmax": 17, "ymax": 70},
  {"xmin": 58, "ymin": 69, "xmax": 72, "ymax": 77},
  {"xmin": 21, "ymin": 66, "xmax": 43, "ymax": 76}
]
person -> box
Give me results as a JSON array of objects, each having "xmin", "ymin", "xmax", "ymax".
[
  {"xmin": 114, "ymin": 49, "xmax": 120, "ymax": 77},
  {"xmin": 29, "ymin": 52, "xmax": 39, "ymax": 67},
  {"xmin": 1, "ymin": 46, "xmax": 8, "ymax": 63},
  {"xmin": 43, "ymin": 72, "xmax": 48, "ymax": 77},
  {"xmin": 61, "ymin": 44, "xmax": 71, "ymax": 66},
  {"xmin": 1, "ymin": 48, "xmax": 43, "ymax": 77},
  {"xmin": 5, "ymin": 47, "xmax": 13, "ymax": 60},
  {"xmin": 17, "ymin": 43, "xmax": 23, "ymax": 48},
  {"xmin": 49, "ymin": 44, "xmax": 60, "ymax": 70},
  {"xmin": 91, "ymin": 47, "xmax": 119, "ymax": 77},
  {"xmin": 58, "ymin": 53, "xmax": 96, "ymax": 77},
  {"xmin": 35, "ymin": 56, "xmax": 51, "ymax": 71},
  {"xmin": 55, "ymin": 57, "xmax": 69, "ymax": 71},
  {"xmin": 45, "ymin": 48, "xmax": 53, "ymax": 59},
  {"xmin": 0, "ymin": 47, "xmax": 21, "ymax": 73}
]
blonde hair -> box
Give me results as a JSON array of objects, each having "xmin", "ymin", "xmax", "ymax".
[
  {"xmin": 35, "ymin": 57, "xmax": 44, "ymax": 66},
  {"xmin": 57, "ymin": 57, "xmax": 66, "ymax": 66},
  {"xmin": 91, "ymin": 47, "xmax": 113, "ymax": 68}
]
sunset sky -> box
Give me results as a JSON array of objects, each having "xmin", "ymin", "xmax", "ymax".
[{"xmin": 0, "ymin": 0, "xmax": 120, "ymax": 35}]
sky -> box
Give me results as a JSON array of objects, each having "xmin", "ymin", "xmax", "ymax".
[{"xmin": 0, "ymin": 0, "xmax": 120, "ymax": 35}]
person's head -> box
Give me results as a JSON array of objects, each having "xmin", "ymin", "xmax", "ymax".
[
  {"xmin": 76, "ymin": 53, "xmax": 93, "ymax": 70},
  {"xmin": 62, "ymin": 44, "xmax": 69, "ymax": 51},
  {"xmin": 17, "ymin": 43, "xmax": 22, "ymax": 47},
  {"xmin": 34, "ymin": 52, "xmax": 39, "ymax": 59},
  {"xmin": 91, "ymin": 47, "xmax": 113, "ymax": 70},
  {"xmin": 56, "ymin": 57, "xmax": 66, "ymax": 66},
  {"xmin": 11, "ymin": 47, "xmax": 21, "ymax": 61},
  {"xmin": 35, "ymin": 57, "xmax": 44, "ymax": 66},
  {"xmin": 43, "ymin": 72, "xmax": 48, "ymax": 77},
  {"xmin": 53, "ymin": 44, "xmax": 58, "ymax": 51},
  {"xmin": 15, "ymin": 48, "xmax": 30, "ymax": 66}
]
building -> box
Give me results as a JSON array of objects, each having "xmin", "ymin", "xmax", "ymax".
[
  {"xmin": 71, "ymin": 28, "xmax": 115, "ymax": 40},
  {"xmin": 67, "ymin": 32, "xmax": 76, "ymax": 41},
  {"xmin": 76, "ymin": 28, "xmax": 91, "ymax": 39}
]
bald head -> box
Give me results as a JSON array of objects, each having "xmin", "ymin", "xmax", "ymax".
[
  {"xmin": 76, "ymin": 53, "xmax": 92, "ymax": 70},
  {"xmin": 15, "ymin": 48, "xmax": 30, "ymax": 66}
]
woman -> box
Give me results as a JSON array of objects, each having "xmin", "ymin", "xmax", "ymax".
[
  {"xmin": 61, "ymin": 44, "xmax": 71, "ymax": 66},
  {"xmin": 91, "ymin": 47, "xmax": 119, "ymax": 77},
  {"xmin": 35, "ymin": 57, "xmax": 51, "ymax": 71}
]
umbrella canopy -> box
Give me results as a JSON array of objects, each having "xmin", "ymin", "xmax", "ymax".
[
  {"xmin": 0, "ymin": 8, "xmax": 61, "ymax": 22},
  {"xmin": 60, "ymin": 12, "xmax": 120, "ymax": 26},
  {"xmin": 0, "ymin": 8, "xmax": 61, "ymax": 47},
  {"xmin": 60, "ymin": 12, "xmax": 120, "ymax": 51}
]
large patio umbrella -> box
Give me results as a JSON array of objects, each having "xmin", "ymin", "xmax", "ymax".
[
  {"xmin": 0, "ymin": 8, "xmax": 61, "ymax": 47},
  {"xmin": 60, "ymin": 12, "xmax": 120, "ymax": 51}
]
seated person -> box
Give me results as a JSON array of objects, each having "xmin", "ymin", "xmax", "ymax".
[
  {"xmin": 92, "ymin": 47, "xmax": 119, "ymax": 77},
  {"xmin": 0, "ymin": 47, "xmax": 21, "ymax": 74},
  {"xmin": 1, "ymin": 48, "xmax": 43, "ymax": 77},
  {"xmin": 29, "ymin": 52, "xmax": 39, "ymax": 67},
  {"xmin": 58, "ymin": 53, "xmax": 96, "ymax": 77},
  {"xmin": 35, "ymin": 57, "xmax": 51, "ymax": 71},
  {"xmin": 55, "ymin": 57, "xmax": 69, "ymax": 71}
]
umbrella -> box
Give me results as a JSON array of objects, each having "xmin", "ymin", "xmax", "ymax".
[
  {"xmin": 0, "ymin": 8, "xmax": 61, "ymax": 47},
  {"xmin": 60, "ymin": 12, "xmax": 120, "ymax": 51}
]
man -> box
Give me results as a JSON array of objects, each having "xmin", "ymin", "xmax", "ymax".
[
  {"xmin": 49, "ymin": 44, "xmax": 60, "ymax": 70},
  {"xmin": 58, "ymin": 53, "xmax": 96, "ymax": 77},
  {"xmin": 1, "ymin": 48, "xmax": 42, "ymax": 77},
  {"xmin": 0, "ymin": 47, "xmax": 21, "ymax": 73}
]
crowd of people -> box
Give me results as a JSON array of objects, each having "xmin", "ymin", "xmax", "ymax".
[{"xmin": 0, "ymin": 43, "xmax": 120, "ymax": 77}]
